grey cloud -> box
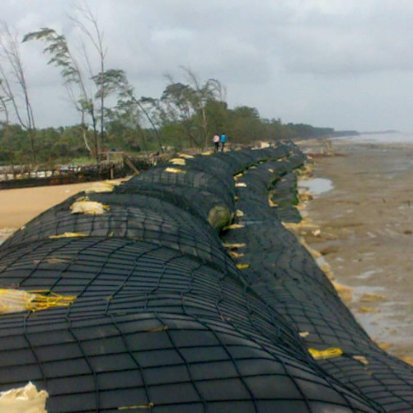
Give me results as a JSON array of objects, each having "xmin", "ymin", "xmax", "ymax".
[{"xmin": 2, "ymin": 0, "xmax": 413, "ymax": 130}]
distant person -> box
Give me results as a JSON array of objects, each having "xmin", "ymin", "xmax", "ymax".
[
  {"xmin": 212, "ymin": 133, "xmax": 220, "ymax": 152},
  {"xmin": 220, "ymin": 133, "xmax": 227, "ymax": 152}
]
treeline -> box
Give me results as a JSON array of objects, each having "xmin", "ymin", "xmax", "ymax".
[
  {"xmin": 0, "ymin": 5, "xmax": 334, "ymax": 167},
  {"xmin": 0, "ymin": 110, "xmax": 333, "ymax": 165}
]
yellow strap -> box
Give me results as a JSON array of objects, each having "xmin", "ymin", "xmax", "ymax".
[
  {"xmin": 26, "ymin": 291, "xmax": 76, "ymax": 312},
  {"xmin": 118, "ymin": 403, "xmax": 154, "ymax": 410},
  {"xmin": 49, "ymin": 232, "xmax": 87, "ymax": 239},
  {"xmin": 164, "ymin": 167, "xmax": 186, "ymax": 174},
  {"xmin": 229, "ymin": 251, "xmax": 244, "ymax": 259},
  {"xmin": 308, "ymin": 347, "xmax": 343, "ymax": 360},
  {"xmin": 353, "ymin": 355, "xmax": 369, "ymax": 365},
  {"xmin": 223, "ymin": 243, "xmax": 246, "ymax": 249},
  {"xmin": 222, "ymin": 224, "xmax": 245, "ymax": 230},
  {"xmin": 0, "ymin": 289, "xmax": 76, "ymax": 314}
]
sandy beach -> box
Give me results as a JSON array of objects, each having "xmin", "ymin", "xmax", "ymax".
[
  {"xmin": 297, "ymin": 136, "xmax": 413, "ymax": 361},
  {"xmin": 0, "ymin": 180, "xmax": 126, "ymax": 244}
]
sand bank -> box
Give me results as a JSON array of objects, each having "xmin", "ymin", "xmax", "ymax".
[{"xmin": 297, "ymin": 138, "xmax": 413, "ymax": 360}]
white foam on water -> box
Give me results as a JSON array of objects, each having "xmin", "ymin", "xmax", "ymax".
[{"xmin": 299, "ymin": 178, "xmax": 333, "ymax": 195}]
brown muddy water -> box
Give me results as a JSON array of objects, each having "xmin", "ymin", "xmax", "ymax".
[{"xmin": 298, "ymin": 138, "xmax": 413, "ymax": 361}]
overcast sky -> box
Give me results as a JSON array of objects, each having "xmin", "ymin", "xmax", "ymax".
[{"xmin": 2, "ymin": 0, "xmax": 413, "ymax": 132}]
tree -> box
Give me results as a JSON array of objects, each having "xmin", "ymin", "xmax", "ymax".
[
  {"xmin": 0, "ymin": 22, "xmax": 36, "ymax": 163},
  {"xmin": 94, "ymin": 68, "xmax": 164, "ymax": 152},
  {"xmin": 227, "ymin": 106, "xmax": 265, "ymax": 144},
  {"xmin": 23, "ymin": 27, "xmax": 99, "ymax": 159},
  {"xmin": 181, "ymin": 67, "xmax": 225, "ymax": 148},
  {"xmin": 70, "ymin": 2, "xmax": 107, "ymax": 151},
  {"xmin": 160, "ymin": 68, "xmax": 226, "ymax": 148}
]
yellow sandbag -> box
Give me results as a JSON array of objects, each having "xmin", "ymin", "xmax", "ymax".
[
  {"xmin": 236, "ymin": 263, "xmax": 250, "ymax": 270},
  {"xmin": 164, "ymin": 167, "xmax": 186, "ymax": 174},
  {"xmin": 49, "ymin": 232, "xmax": 87, "ymax": 239},
  {"xmin": 170, "ymin": 158, "xmax": 186, "ymax": 166},
  {"xmin": 308, "ymin": 347, "xmax": 343, "ymax": 360},
  {"xmin": 235, "ymin": 182, "xmax": 247, "ymax": 188},
  {"xmin": 235, "ymin": 210, "xmax": 244, "ymax": 217},
  {"xmin": 0, "ymin": 382, "xmax": 48, "ymax": 413},
  {"xmin": 0, "ymin": 289, "xmax": 76, "ymax": 314},
  {"xmin": 70, "ymin": 200, "xmax": 109, "ymax": 215}
]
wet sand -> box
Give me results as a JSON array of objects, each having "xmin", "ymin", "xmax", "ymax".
[{"xmin": 297, "ymin": 138, "xmax": 413, "ymax": 361}]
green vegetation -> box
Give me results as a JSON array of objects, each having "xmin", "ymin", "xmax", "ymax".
[{"xmin": 0, "ymin": 104, "xmax": 334, "ymax": 166}]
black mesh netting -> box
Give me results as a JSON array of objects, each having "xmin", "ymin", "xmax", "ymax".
[
  {"xmin": 0, "ymin": 142, "xmax": 409, "ymax": 412},
  {"xmin": 222, "ymin": 146, "xmax": 413, "ymax": 412}
]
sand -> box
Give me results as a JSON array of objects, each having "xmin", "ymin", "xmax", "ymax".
[
  {"xmin": 0, "ymin": 180, "xmax": 126, "ymax": 243},
  {"xmin": 297, "ymin": 138, "xmax": 413, "ymax": 360}
]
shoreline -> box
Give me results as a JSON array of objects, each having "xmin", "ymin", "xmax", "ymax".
[{"xmin": 296, "ymin": 138, "xmax": 413, "ymax": 361}]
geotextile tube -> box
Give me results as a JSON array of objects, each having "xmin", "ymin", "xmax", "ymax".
[{"xmin": 0, "ymin": 142, "xmax": 411, "ymax": 412}]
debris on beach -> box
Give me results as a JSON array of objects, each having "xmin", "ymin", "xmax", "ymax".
[
  {"xmin": 358, "ymin": 306, "xmax": 380, "ymax": 314},
  {"xmin": 360, "ymin": 292, "xmax": 386, "ymax": 303},
  {"xmin": 331, "ymin": 280, "xmax": 353, "ymax": 303}
]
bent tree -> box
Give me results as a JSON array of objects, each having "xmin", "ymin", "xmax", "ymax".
[
  {"xmin": 0, "ymin": 22, "xmax": 36, "ymax": 163},
  {"xmin": 24, "ymin": 7, "xmax": 115, "ymax": 163},
  {"xmin": 23, "ymin": 27, "xmax": 98, "ymax": 160},
  {"xmin": 161, "ymin": 68, "xmax": 225, "ymax": 148}
]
